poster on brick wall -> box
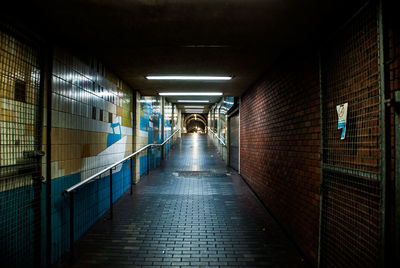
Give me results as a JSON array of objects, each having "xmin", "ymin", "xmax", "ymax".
[{"xmin": 336, "ymin": 103, "xmax": 348, "ymax": 140}]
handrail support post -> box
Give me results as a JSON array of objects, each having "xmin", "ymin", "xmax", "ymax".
[
  {"xmin": 63, "ymin": 129, "xmax": 180, "ymax": 263},
  {"xmin": 109, "ymin": 169, "xmax": 113, "ymax": 219},
  {"xmin": 147, "ymin": 147, "xmax": 150, "ymax": 175},
  {"xmin": 69, "ymin": 192, "xmax": 74, "ymax": 264},
  {"xmin": 130, "ymin": 157, "xmax": 134, "ymax": 195}
]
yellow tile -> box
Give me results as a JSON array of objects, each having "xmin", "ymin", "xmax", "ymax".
[
  {"xmin": 51, "ymin": 145, "xmax": 57, "ymax": 161},
  {"xmin": 0, "ymin": 109, "xmax": 14, "ymax": 122},
  {"xmin": 42, "ymin": 127, "xmax": 47, "ymax": 145},
  {"xmin": 24, "ymin": 124, "xmax": 34, "ymax": 135}
]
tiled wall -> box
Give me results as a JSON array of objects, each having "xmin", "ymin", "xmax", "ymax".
[
  {"xmin": 0, "ymin": 28, "xmax": 181, "ymax": 266},
  {"xmin": 175, "ymin": 104, "xmax": 182, "ymax": 139},
  {"xmin": 133, "ymin": 96, "xmax": 181, "ymax": 178},
  {"xmin": 0, "ymin": 31, "xmax": 41, "ymax": 181},
  {"xmin": 0, "ymin": 29, "xmax": 43, "ymax": 266},
  {"xmin": 138, "ymin": 96, "xmax": 162, "ymax": 175},
  {"xmin": 208, "ymin": 97, "xmax": 234, "ymax": 163},
  {"xmin": 50, "ymin": 49, "xmax": 134, "ymax": 180},
  {"xmin": 164, "ymin": 100, "xmax": 172, "ymax": 154},
  {"xmin": 48, "ymin": 48, "xmax": 134, "ymax": 262}
]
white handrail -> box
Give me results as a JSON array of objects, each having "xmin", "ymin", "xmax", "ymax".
[
  {"xmin": 207, "ymin": 127, "xmax": 226, "ymax": 146},
  {"xmin": 64, "ymin": 129, "xmax": 180, "ymax": 193}
]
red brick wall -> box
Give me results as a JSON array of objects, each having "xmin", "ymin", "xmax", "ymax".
[
  {"xmin": 386, "ymin": 1, "xmax": 400, "ymax": 262},
  {"xmin": 240, "ymin": 58, "xmax": 321, "ymax": 266},
  {"xmin": 318, "ymin": 4, "xmax": 383, "ymax": 267},
  {"xmin": 240, "ymin": 3, "xmax": 388, "ymax": 266}
]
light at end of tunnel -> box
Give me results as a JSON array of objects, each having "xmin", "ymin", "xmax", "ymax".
[
  {"xmin": 146, "ymin": 76, "xmax": 232, "ymax": 80},
  {"xmin": 159, "ymin": 92, "xmax": 222, "ymax": 96},
  {"xmin": 177, "ymin": 100, "xmax": 209, "ymax": 103}
]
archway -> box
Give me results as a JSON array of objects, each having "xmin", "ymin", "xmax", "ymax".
[{"xmin": 184, "ymin": 114, "xmax": 207, "ymax": 133}]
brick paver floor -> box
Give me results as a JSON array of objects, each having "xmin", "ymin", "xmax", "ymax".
[{"xmin": 57, "ymin": 134, "xmax": 307, "ymax": 267}]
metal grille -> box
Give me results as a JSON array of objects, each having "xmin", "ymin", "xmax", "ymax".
[
  {"xmin": 229, "ymin": 114, "xmax": 239, "ymax": 171},
  {"xmin": 320, "ymin": 171, "xmax": 382, "ymax": 267},
  {"xmin": 0, "ymin": 28, "xmax": 42, "ymax": 266},
  {"xmin": 320, "ymin": 3, "xmax": 383, "ymax": 267}
]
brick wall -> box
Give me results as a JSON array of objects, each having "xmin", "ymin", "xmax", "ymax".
[
  {"xmin": 240, "ymin": 57, "xmax": 321, "ymax": 265},
  {"xmin": 386, "ymin": 0, "xmax": 400, "ymax": 262},
  {"xmin": 318, "ymin": 4, "xmax": 383, "ymax": 267},
  {"xmin": 240, "ymin": 2, "xmax": 385, "ymax": 266}
]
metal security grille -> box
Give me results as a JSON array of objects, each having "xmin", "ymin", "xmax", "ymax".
[
  {"xmin": 229, "ymin": 113, "xmax": 239, "ymax": 171},
  {"xmin": 0, "ymin": 28, "xmax": 42, "ymax": 267},
  {"xmin": 320, "ymin": 3, "xmax": 383, "ymax": 267}
]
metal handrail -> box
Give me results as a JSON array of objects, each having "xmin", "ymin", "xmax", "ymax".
[
  {"xmin": 64, "ymin": 128, "xmax": 180, "ymax": 263},
  {"xmin": 64, "ymin": 129, "xmax": 180, "ymax": 194},
  {"xmin": 207, "ymin": 127, "xmax": 226, "ymax": 146}
]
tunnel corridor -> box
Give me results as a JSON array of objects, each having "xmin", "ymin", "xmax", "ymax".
[
  {"xmin": 55, "ymin": 134, "xmax": 305, "ymax": 267},
  {"xmin": 184, "ymin": 114, "xmax": 207, "ymax": 133},
  {"xmin": 1, "ymin": 0, "xmax": 400, "ymax": 267}
]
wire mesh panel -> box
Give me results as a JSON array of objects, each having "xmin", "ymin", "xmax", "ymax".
[
  {"xmin": 229, "ymin": 113, "xmax": 239, "ymax": 171},
  {"xmin": 0, "ymin": 28, "xmax": 42, "ymax": 266},
  {"xmin": 320, "ymin": 171, "xmax": 382, "ymax": 267},
  {"xmin": 320, "ymin": 3, "xmax": 383, "ymax": 267}
]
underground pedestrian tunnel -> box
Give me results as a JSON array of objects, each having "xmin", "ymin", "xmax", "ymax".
[{"xmin": 1, "ymin": 0, "xmax": 400, "ymax": 267}]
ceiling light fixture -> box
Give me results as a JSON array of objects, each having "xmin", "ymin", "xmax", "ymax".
[
  {"xmin": 159, "ymin": 92, "xmax": 222, "ymax": 96},
  {"xmin": 146, "ymin": 76, "xmax": 232, "ymax": 80},
  {"xmin": 185, "ymin": 108, "xmax": 204, "ymax": 110},
  {"xmin": 185, "ymin": 110, "xmax": 204, "ymax": 112},
  {"xmin": 177, "ymin": 100, "xmax": 209, "ymax": 103},
  {"xmin": 184, "ymin": 106, "xmax": 205, "ymax": 108}
]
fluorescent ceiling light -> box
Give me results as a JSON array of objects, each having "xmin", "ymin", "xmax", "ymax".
[
  {"xmin": 177, "ymin": 100, "xmax": 209, "ymax": 103},
  {"xmin": 185, "ymin": 111, "xmax": 204, "ymax": 114},
  {"xmin": 159, "ymin": 92, "xmax": 222, "ymax": 96},
  {"xmin": 146, "ymin": 76, "xmax": 232, "ymax": 80},
  {"xmin": 139, "ymin": 100, "xmax": 158, "ymax": 103},
  {"xmin": 184, "ymin": 106, "xmax": 204, "ymax": 108}
]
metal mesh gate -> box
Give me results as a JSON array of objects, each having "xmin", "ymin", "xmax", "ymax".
[
  {"xmin": 229, "ymin": 113, "xmax": 239, "ymax": 171},
  {"xmin": 0, "ymin": 27, "xmax": 43, "ymax": 266},
  {"xmin": 320, "ymin": 2, "xmax": 384, "ymax": 267}
]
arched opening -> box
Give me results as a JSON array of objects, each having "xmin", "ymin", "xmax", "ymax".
[{"xmin": 184, "ymin": 114, "xmax": 207, "ymax": 133}]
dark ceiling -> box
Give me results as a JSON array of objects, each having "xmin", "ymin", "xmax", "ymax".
[{"xmin": 3, "ymin": 0, "xmax": 366, "ymax": 108}]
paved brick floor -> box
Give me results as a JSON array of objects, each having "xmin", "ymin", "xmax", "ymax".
[{"xmin": 57, "ymin": 134, "xmax": 307, "ymax": 267}]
